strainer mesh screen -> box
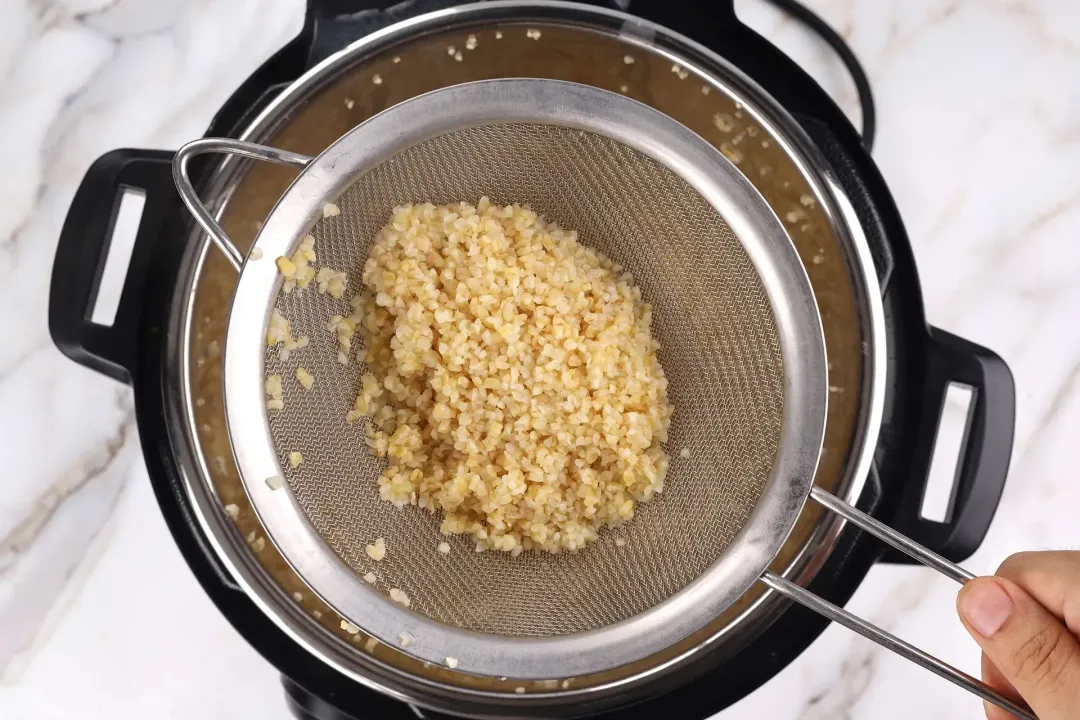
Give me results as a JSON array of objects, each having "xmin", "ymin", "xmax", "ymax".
[{"xmin": 266, "ymin": 123, "xmax": 784, "ymax": 636}]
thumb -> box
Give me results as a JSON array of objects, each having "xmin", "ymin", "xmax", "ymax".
[{"xmin": 958, "ymin": 576, "xmax": 1080, "ymax": 720}]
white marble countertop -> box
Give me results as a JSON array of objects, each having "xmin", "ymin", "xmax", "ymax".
[{"xmin": 1, "ymin": 1, "xmax": 1078, "ymax": 718}]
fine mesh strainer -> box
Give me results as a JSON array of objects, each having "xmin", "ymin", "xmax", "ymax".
[{"xmin": 174, "ymin": 79, "xmax": 1031, "ymax": 719}]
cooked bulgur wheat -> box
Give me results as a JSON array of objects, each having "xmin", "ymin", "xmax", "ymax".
[
  {"xmin": 265, "ymin": 374, "xmax": 284, "ymax": 411},
  {"xmin": 352, "ymin": 199, "xmax": 672, "ymax": 553},
  {"xmin": 365, "ymin": 537, "xmax": 386, "ymax": 561},
  {"xmin": 316, "ymin": 267, "xmax": 348, "ymax": 298},
  {"xmin": 296, "ymin": 366, "xmax": 315, "ymax": 390},
  {"xmin": 267, "ymin": 308, "xmax": 308, "ymax": 362},
  {"xmin": 276, "ymin": 235, "xmax": 317, "ymax": 294}
]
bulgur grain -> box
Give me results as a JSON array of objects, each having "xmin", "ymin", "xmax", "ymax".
[
  {"xmin": 276, "ymin": 235, "xmax": 317, "ymax": 293},
  {"xmin": 355, "ymin": 200, "xmax": 672, "ymax": 553},
  {"xmin": 315, "ymin": 267, "xmax": 347, "ymax": 298},
  {"xmin": 265, "ymin": 374, "xmax": 284, "ymax": 412},
  {"xmin": 366, "ymin": 537, "xmax": 386, "ymax": 561}
]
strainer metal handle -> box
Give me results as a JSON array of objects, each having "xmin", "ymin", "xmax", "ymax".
[
  {"xmin": 759, "ymin": 486, "xmax": 1036, "ymax": 720},
  {"xmin": 172, "ymin": 138, "xmax": 313, "ymax": 271}
]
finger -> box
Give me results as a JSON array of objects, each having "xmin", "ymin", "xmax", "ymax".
[
  {"xmin": 982, "ymin": 652, "xmax": 1020, "ymax": 699},
  {"xmin": 981, "ymin": 653, "xmax": 1021, "ymax": 720},
  {"xmin": 958, "ymin": 576, "xmax": 1080, "ymax": 720},
  {"xmin": 996, "ymin": 551, "xmax": 1080, "ymax": 634}
]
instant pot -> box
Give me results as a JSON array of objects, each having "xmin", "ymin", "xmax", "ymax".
[{"xmin": 49, "ymin": 1, "xmax": 1015, "ymax": 718}]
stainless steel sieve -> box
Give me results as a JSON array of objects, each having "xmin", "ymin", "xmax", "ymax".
[{"xmin": 173, "ymin": 79, "xmax": 1032, "ymax": 719}]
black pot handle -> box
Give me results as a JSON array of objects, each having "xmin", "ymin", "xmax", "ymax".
[
  {"xmin": 49, "ymin": 149, "xmax": 176, "ymax": 384},
  {"xmin": 882, "ymin": 327, "xmax": 1016, "ymax": 564}
]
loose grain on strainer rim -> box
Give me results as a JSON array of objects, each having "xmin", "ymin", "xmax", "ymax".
[{"xmin": 349, "ymin": 199, "xmax": 673, "ymax": 554}]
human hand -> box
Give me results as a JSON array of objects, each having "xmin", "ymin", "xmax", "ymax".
[{"xmin": 957, "ymin": 551, "xmax": 1080, "ymax": 719}]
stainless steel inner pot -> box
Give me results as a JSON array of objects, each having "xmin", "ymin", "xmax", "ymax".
[{"xmin": 170, "ymin": 2, "xmax": 892, "ymax": 715}]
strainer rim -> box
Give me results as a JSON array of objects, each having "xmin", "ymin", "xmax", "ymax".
[{"xmin": 222, "ymin": 78, "xmax": 827, "ymax": 679}]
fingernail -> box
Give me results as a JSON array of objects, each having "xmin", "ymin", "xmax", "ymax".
[{"xmin": 959, "ymin": 581, "xmax": 1014, "ymax": 638}]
